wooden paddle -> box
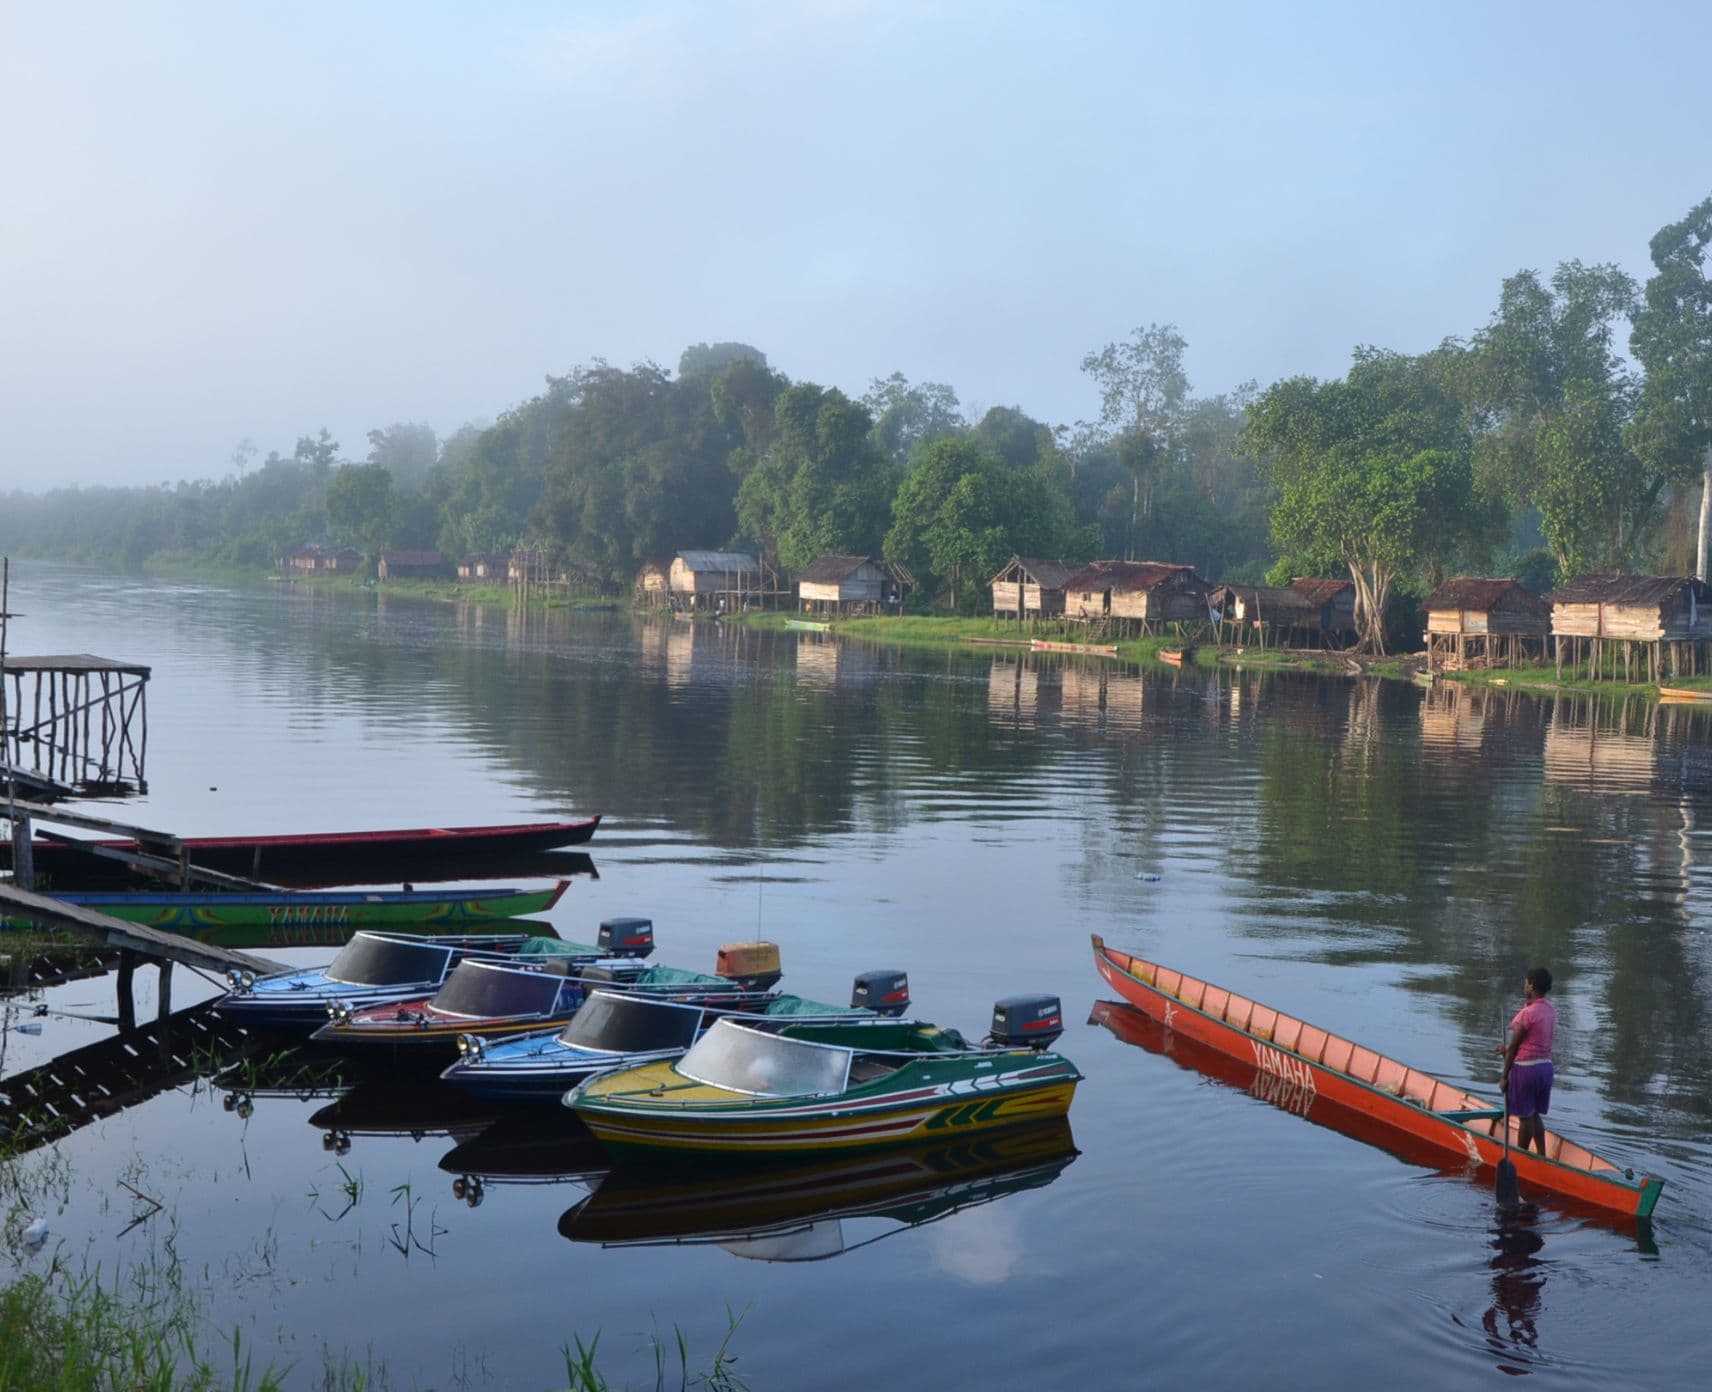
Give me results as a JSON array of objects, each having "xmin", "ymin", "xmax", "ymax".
[{"xmin": 1496, "ymin": 1006, "xmax": 1521, "ymax": 1211}]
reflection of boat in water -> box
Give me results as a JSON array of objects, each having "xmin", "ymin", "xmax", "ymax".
[
  {"xmin": 308, "ymin": 1078, "xmax": 503, "ymax": 1154},
  {"xmin": 438, "ymin": 1115, "xmax": 611, "ymax": 1205},
  {"xmin": 1091, "ymin": 936, "xmax": 1664, "ymax": 1220},
  {"xmin": 558, "ymin": 1119, "xmax": 1077, "ymax": 1261}
]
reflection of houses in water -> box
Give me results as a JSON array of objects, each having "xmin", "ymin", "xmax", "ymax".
[
  {"xmin": 793, "ymin": 634, "xmax": 885, "ymax": 690},
  {"xmin": 986, "ymin": 655, "xmax": 1040, "ymax": 728},
  {"xmin": 1543, "ymin": 695, "xmax": 1659, "ymax": 795},
  {"xmin": 1418, "ymin": 681, "xmax": 1490, "ymax": 753}
]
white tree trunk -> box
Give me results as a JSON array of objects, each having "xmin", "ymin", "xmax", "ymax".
[{"xmin": 1699, "ymin": 445, "xmax": 1712, "ymax": 582}]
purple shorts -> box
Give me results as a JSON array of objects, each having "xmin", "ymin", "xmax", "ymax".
[{"xmin": 1507, "ymin": 1062, "xmax": 1553, "ymax": 1118}]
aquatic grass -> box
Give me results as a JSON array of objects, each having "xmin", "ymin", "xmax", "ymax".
[
  {"xmin": 561, "ymin": 1307, "xmax": 750, "ymax": 1392},
  {"xmin": 0, "ymin": 1266, "xmax": 290, "ymax": 1391}
]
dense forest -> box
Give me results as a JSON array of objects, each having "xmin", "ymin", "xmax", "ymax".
[{"xmin": 3, "ymin": 196, "xmax": 1709, "ymax": 642}]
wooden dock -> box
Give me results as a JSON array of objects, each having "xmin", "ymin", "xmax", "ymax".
[{"xmin": 0, "ymin": 883, "xmax": 279, "ymax": 978}]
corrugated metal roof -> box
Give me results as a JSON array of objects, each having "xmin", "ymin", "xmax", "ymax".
[
  {"xmin": 798, "ymin": 554, "xmax": 879, "ymax": 584},
  {"xmin": 1061, "ymin": 560, "xmax": 1203, "ymax": 593},
  {"xmin": 676, "ymin": 550, "xmax": 760, "ymax": 572},
  {"xmin": 1424, "ymin": 577, "xmax": 1546, "ymax": 613},
  {"xmin": 1547, "ymin": 574, "xmax": 1710, "ymax": 606}
]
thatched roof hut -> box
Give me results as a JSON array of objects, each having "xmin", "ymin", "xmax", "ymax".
[{"xmin": 1061, "ymin": 561, "xmax": 1211, "ymax": 630}]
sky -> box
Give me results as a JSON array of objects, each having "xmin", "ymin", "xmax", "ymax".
[{"xmin": 3, "ymin": 0, "xmax": 1710, "ymax": 492}]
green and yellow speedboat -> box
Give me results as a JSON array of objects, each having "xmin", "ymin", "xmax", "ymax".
[{"xmin": 567, "ymin": 997, "xmax": 1080, "ymax": 1163}]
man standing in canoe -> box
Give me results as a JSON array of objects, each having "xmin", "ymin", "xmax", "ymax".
[{"xmin": 1497, "ymin": 968, "xmax": 1556, "ymax": 1155}]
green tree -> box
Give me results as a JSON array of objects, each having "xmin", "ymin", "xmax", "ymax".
[
  {"xmin": 324, "ymin": 462, "xmax": 396, "ymax": 552},
  {"xmin": 678, "ymin": 342, "xmax": 768, "ymax": 380},
  {"xmin": 1629, "ymin": 196, "xmax": 1712, "ymax": 578},
  {"xmin": 862, "ymin": 372, "xmax": 965, "ymax": 470},
  {"xmin": 365, "ymin": 422, "xmax": 439, "ymax": 493},
  {"xmin": 1080, "ymin": 323, "xmax": 1189, "ymax": 558},
  {"xmin": 736, "ymin": 384, "xmax": 894, "ymax": 571},
  {"xmin": 884, "ymin": 438, "xmax": 1081, "ymax": 611},
  {"xmin": 1243, "ymin": 348, "xmax": 1484, "ymax": 653},
  {"xmin": 1470, "ymin": 262, "xmax": 1651, "ymax": 574}
]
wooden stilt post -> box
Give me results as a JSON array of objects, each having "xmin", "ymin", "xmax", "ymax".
[
  {"xmin": 7, "ymin": 811, "xmax": 31, "ymax": 891},
  {"xmin": 116, "ymin": 949, "xmax": 137, "ymax": 1031},
  {"xmin": 157, "ymin": 960, "xmax": 173, "ymax": 1019}
]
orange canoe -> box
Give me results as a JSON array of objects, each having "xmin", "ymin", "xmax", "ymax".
[{"xmin": 1091, "ymin": 935, "xmax": 1663, "ymax": 1220}]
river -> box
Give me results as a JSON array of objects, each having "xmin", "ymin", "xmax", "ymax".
[{"xmin": 3, "ymin": 565, "xmax": 1709, "ymax": 1388}]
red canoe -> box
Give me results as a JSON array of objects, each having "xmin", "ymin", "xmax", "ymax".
[
  {"xmin": 1091, "ymin": 935, "xmax": 1663, "ymax": 1221},
  {"xmin": 7, "ymin": 817, "xmax": 601, "ymax": 887}
]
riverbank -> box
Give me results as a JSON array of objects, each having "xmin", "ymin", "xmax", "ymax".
[
  {"xmin": 730, "ymin": 612, "xmax": 1712, "ymax": 699},
  {"xmin": 268, "ymin": 572, "xmax": 618, "ymax": 610}
]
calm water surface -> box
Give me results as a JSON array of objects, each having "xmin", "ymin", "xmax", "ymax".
[{"xmin": 4, "ymin": 566, "xmax": 1711, "ymax": 1388}]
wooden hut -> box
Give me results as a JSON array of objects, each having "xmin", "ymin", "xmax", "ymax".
[
  {"xmin": 669, "ymin": 550, "xmax": 766, "ymax": 611},
  {"xmin": 797, "ymin": 555, "xmax": 900, "ymax": 614},
  {"xmin": 457, "ymin": 554, "xmax": 508, "ymax": 581},
  {"xmin": 1212, "ymin": 584, "xmax": 1316, "ymax": 648},
  {"xmin": 1549, "ymin": 574, "xmax": 1712, "ymax": 682},
  {"xmin": 990, "ymin": 556, "xmax": 1075, "ymax": 621},
  {"xmin": 1287, "ymin": 578, "xmax": 1358, "ymax": 645},
  {"xmin": 377, "ymin": 549, "xmax": 444, "ymax": 582},
  {"xmin": 1422, "ymin": 578, "xmax": 1549, "ymax": 670},
  {"xmin": 279, "ymin": 545, "xmax": 360, "ymax": 576},
  {"xmin": 634, "ymin": 558, "xmax": 672, "ymax": 608},
  {"xmin": 1061, "ymin": 561, "xmax": 1212, "ymax": 636}
]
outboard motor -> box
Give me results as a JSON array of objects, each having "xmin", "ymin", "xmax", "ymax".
[
  {"xmin": 597, "ymin": 917, "xmax": 655, "ymax": 959},
  {"xmin": 850, "ymin": 970, "xmax": 911, "ymax": 1017},
  {"xmin": 988, "ymin": 994, "xmax": 1064, "ymax": 1050},
  {"xmin": 715, "ymin": 941, "xmax": 783, "ymax": 991}
]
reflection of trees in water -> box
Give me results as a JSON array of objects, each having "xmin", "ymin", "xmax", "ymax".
[{"xmin": 1245, "ymin": 679, "xmax": 1712, "ymax": 1140}]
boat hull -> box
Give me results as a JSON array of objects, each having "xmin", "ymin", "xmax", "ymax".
[
  {"xmin": 572, "ymin": 1062, "xmax": 1079, "ymax": 1164},
  {"xmin": 13, "ymin": 882, "xmax": 569, "ymax": 941},
  {"xmin": 6, "ymin": 817, "xmax": 600, "ymax": 887},
  {"xmin": 1091, "ymin": 935, "xmax": 1662, "ymax": 1220}
]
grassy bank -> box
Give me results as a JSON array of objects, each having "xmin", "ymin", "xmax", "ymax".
[{"xmin": 273, "ymin": 572, "xmax": 620, "ymax": 610}]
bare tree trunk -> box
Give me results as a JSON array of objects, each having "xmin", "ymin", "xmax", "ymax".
[{"xmin": 1698, "ymin": 445, "xmax": 1712, "ymax": 582}]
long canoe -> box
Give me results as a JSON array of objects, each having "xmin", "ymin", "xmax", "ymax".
[
  {"xmin": 2, "ymin": 817, "xmax": 600, "ymax": 886},
  {"xmin": 1091, "ymin": 935, "xmax": 1663, "ymax": 1220},
  {"xmin": 1, "ymin": 880, "xmax": 568, "ymax": 939}
]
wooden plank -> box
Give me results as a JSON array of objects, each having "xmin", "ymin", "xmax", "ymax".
[
  {"xmin": 0, "ymin": 796, "xmax": 181, "ymax": 848},
  {"xmin": 0, "ymin": 883, "xmax": 281, "ymax": 974}
]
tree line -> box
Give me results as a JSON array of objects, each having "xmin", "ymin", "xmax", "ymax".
[{"xmin": 2, "ymin": 197, "xmax": 1708, "ymax": 649}]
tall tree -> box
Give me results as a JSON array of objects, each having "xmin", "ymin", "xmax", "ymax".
[
  {"xmin": 862, "ymin": 372, "xmax": 965, "ymax": 469},
  {"xmin": 1470, "ymin": 262, "xmax": 1650, "ymax": 574},
  {"xmin": 324, "ymin": 462, "xmax": 396, "ymax": 552},
  {"xmin": 1243, "ymin": 348, "xmax": 1484, "ymax": 653},
  {"xmin": 884, "ymin": 438, "xmax": 1083, "ymax": 611},
  {"xmin": 1080, "ymin": 323, "xmax": 1189, "ymax": 558},
  {"xmin": 735, "ymin": 384, "xmax": 894, "ymax": 571},
  {"xmin": 1629, "ymin": 196, "xmax": 1712, "ymax": 578},
  {"xmin": 365, "ymin": 422, "xmax": 439, "ymax": 493}
]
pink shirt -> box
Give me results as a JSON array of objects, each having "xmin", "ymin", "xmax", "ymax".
[{"xmin": 1511, "ymin": 998, "xmax": 1556, "ymax": 1063}]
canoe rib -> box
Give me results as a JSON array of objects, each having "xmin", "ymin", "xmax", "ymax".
[{"xmin": 1091, "ymin": 935, "xmax": 1662, "ymax": 1220}]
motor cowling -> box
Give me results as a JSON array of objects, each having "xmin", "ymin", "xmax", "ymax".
[
  {"xmin": 715, "ymin": 941, "xmax": 782, "ymax": 991},
  {"xmin": 989, "ymin": 994, "xmax": 1064, "ymax": 1050},
  {"xmin": 850, "ymin": 970, "xmax": 910, "ymax": 1017},
  {"xmin": 598, "ymin": 917, "xmax": 655, "ymax": 958}
]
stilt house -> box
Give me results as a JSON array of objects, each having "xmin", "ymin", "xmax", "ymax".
[
  {"xmin": 1548, "ymin": 574, "xmax": 1712, "ymax": 681},
  {"xmin": 457, "ymin": 554, "xmax": 509, "ymax": 581},
  {"xmin": 635, "ymin": 558, "xmax": 672, "ymax": 608},
  {"xmin": 377, "ymin": 550, "xmax": 445, "ymax": 581},
  {"xmin": 989, "ymin": 556, "xmax": 1076, "ymax": 620},
  {"xmin": 797, "ymin": 556, "xmax": 900, "ymax": 614},
  {"xmin": 668, "ymin": 551, "xmax": 766, "ymax": 611},
  {"xmin": 1061, "ymin": 561, "xmax": 1212, "ymax": 634},
  {"xmin": 1422, "ymin": 578, "xmax": 1550, "ymax": 670}
]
